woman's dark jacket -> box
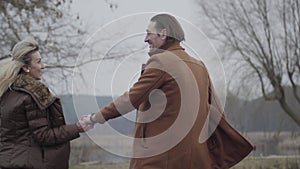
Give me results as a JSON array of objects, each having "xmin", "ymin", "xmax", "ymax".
[{"xmin": 0, "ymin": 75, "xmax": 80, "ymax": 169}]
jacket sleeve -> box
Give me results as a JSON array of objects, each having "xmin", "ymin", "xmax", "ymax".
[
  {"xmin": 24, "ymin": 96, "xmax": 80, "ymax": 146},
  {"xmin": 94, "ymin": 55, "xmax": 167, "ymax": 122}
]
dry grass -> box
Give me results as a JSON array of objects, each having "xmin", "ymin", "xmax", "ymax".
[
  {"xmin": 69, "ymin": 132, "xmax": 300, "ymax": 168},
  {"xmin": 70, "ymin": 157, "xmax": 300, "ymax": 169},
  {"xmin": 232, "ymin": 156, "xmax": 300, "ymax": 169},
  {"xmin": 70, "ymin": 162, "xmax": 129, "ymax": 169}
]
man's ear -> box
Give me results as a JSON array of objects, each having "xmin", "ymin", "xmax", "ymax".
[
  {"xmin": 160, "ymin": 29, "xmax": 167, "ymax": 40},
  {"xmin": 22, "ymin": 65, "xmax": 30, "ymax": 73}
]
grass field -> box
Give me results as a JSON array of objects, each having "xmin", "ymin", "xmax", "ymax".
[
  {"xmin": 232, "ymin": 156, "xmax": 300, "ymax": 169},
  {"xmin": 70, "ymin": 156, "xmax": 300, "ymax": 169},
  {"xmin": 69, "ymin": 132, "xmax": 300, "ymax": 168},
  {"xmin": 70, "ymin": 162, "xmax": 129, "ymax": 169}
]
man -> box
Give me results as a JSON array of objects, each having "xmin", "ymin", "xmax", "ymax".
[{"xmin": 83, "ymin": 13, "xmax": 253, "ymax": 169}]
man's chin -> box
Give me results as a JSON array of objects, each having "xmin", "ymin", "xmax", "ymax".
[
  {"xmin": 149, "ymin": 48, "xmax": 155, "ymax": 53},
  {"xmin": 149, "ymin": 47, "xmax": 161, "ymax": 52}
]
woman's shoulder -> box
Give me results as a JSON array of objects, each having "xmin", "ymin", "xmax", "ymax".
[
  {"xmin": 0, "ymin": 89, "xmax": 33, "ymax": 108},
  {"xmin": 12, "ymin": 75, "xmax": 57, "ymax": 110}
]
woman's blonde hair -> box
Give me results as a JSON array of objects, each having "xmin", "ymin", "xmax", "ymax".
[{"xmin": 0, "ymin": 37, "xmax": 39, "ymax": 97}]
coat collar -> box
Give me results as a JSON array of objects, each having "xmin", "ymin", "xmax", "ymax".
[
  {"xmin": 148, "ymin": 41, "xmax": 184, "ymax": 57},
  {"xmin": 12, "ymin": 74, "xmax": 56, "ymax": 110}
]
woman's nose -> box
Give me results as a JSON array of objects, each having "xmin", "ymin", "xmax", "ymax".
[{"xmin": 41, "ymin": 62, "xmax": 45, "ymax": 69}]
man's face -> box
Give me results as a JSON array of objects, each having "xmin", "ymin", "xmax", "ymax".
[{"xmin": 144, "ymin": 21, "xmax": 166, "ymax": 53}]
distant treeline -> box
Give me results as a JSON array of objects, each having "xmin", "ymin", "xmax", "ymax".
[{"xmin": 60, "ymin": 87, "xmax": 299, "ymax": 134}]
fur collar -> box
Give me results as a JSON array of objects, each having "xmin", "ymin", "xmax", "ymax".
[{"xmin": 12, "ymin": 74, "xmax": 56, "ymax": 110}]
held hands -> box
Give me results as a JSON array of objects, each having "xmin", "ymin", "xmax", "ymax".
[
  {"xmin": 76, "ymin": 112, "xmax": 106, "ymax": 132},
  {"xmin": 76, "ymin": 114, "xmax": 95, "ymax": 132}
]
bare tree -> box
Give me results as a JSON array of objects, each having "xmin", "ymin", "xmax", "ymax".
[
  {"xmin": 0, "ymin": 0, "xmax": 86, "ymax": 89},
  {"xmin": 197, "ymin": 0, "xmax": 300, "ymax": 126},
  {"xmin": 0, "ymin": 0, "xmax": 143, "ymax": 93}
]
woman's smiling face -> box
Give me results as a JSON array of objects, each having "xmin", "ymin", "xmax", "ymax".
[{"xmin": 23, "ymin": 51, "xmax": 45, "ymax": 80}]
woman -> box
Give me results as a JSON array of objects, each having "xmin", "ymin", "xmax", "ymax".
[{"xmin": 0, "ymin": 38, "xmax": 88, "ymax": 169}]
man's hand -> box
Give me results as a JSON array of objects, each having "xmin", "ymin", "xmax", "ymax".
[{"xmin": 76, "ymin": 115, "xmax": 95, "ymax": 132}]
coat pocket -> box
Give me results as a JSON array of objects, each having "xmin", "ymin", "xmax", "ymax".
[{"xmin": 43, "ymin": 142, "xmax": 70, "ymax": 169}]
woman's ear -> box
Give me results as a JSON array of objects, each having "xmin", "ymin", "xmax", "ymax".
[{"xmin": 22, "ymin": 65, "xmax": 30, "ymax": 73}]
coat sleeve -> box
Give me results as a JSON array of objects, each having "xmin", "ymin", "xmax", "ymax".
[
  {"xmin": 94, "ymin": 55, "xmax": 167, "ymax": 122},
  {"xmin": 24, "ymin": 96, "xmax": 80, "ymax": 146}
]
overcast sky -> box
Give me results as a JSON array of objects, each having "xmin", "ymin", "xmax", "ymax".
[
  {"xmin": 71, "ymin": 0, "xmax": 199, "ymax": 29},
  {"xmin": 67, "ymin": 0, "xmax": 226, "ymax": 106}
]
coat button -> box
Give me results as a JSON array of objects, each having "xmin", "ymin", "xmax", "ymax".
[
  {"xmin": 208, "ymin": 137, "xmax": 217, "ymax": 151},
  {"xmin": 211, "ymin": 164, "xmax": 221, "ymax": 169}
]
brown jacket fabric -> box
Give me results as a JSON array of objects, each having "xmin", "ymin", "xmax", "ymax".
[
  {"xmin": 94, "ymin": 42, "xmax": 253, "ymax": 169},
  {"xmin": 0, "ymin": 75, "xmax": 80, "ymax": 169}
]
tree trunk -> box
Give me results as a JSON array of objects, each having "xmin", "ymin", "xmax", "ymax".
[{"xmin": 278, "ymin": 98, "xmax": 300, "ymax": 126}]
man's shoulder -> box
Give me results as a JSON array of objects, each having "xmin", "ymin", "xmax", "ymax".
[{"xmin": 147, "ymin": 51, "xmax": 186, "ymax": 66}]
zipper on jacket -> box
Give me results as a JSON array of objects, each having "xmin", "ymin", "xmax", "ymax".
[
  {"xmin": 0, "ymin": 105, "xmax": 2, "ymax": 142},
  {"xmin": 41, "ymin": 145, "xmax": 45, "ymax": 159},
  {"xmin": 141, "ymin": 124, "xmax": 148, "ymax": 148}
]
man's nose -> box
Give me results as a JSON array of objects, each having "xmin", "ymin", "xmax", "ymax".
[{"xmin": 144, "ymin": 35, "xmax": 149, "ymax": 42}]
